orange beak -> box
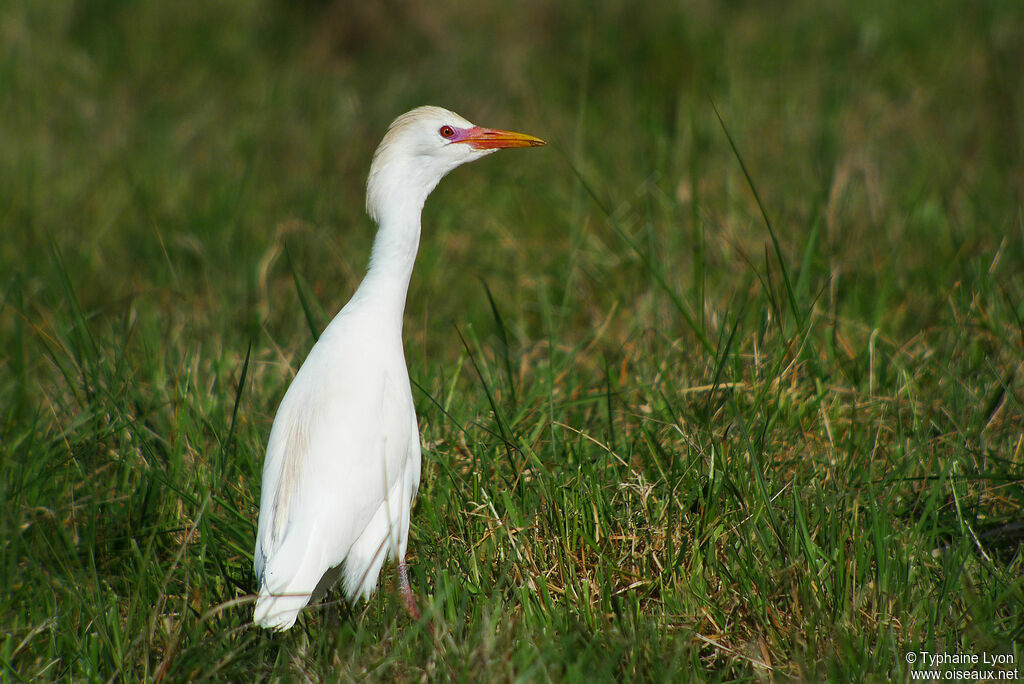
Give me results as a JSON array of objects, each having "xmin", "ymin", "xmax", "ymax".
[{"xmin": 456, "ymin": 126, "xmax": 546, "ymax": 150}]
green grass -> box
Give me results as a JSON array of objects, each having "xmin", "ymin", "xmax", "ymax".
[{"xmin": 2, "ymin": 0, "xmax": 1023, "ymax": 680}]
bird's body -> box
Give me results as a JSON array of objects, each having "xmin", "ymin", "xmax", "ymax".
[{"xmin": 253, "ymin": 106, "xmax": 544, "ymax": 630}]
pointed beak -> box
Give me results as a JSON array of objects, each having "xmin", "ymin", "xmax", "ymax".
[{"xmin": 456, "ymin": 126, "xmax": 546, "ymax": 150}]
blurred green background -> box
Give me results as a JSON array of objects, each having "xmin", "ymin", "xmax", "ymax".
[
  {"xmin": 2, "ymin": 0, "xmax": 1022, "ymax": 680},
  {"xmin": 6, "ymin": 0, "xmax": 1020, "ymax": 346}
]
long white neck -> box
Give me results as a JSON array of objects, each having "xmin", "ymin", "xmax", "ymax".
[
  {"xmin": 351, "ymin": 160, "xmax": 439, "ymax": 330},
  {"xmin": 351, "ymin": 210, "xmax": 421, "ymax": 328}
]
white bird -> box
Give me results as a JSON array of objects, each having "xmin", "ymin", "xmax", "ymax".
[{"xmin": 253, "ymin": 106, "xmax": 545, "ymax": 630}]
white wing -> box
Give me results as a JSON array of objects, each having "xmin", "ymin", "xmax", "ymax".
[{"xmin": 253, "ymin": 310, "xmax": 419, "ymax": 630}]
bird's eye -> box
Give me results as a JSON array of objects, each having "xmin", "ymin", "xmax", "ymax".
[{"xmin": 439, "ymin": 125, "xmax": 455, "ymax": 139}]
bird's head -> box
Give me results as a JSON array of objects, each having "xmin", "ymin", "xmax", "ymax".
[{"xmin": 366, "ymin": 106, "xmax": 545, "ymax": 223}]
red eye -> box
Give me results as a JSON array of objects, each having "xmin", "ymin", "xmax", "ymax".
[{"xmin": 439, "ymin": 125, "xmax": 455, "ymax": 139}]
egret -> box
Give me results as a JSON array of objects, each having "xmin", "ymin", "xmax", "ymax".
[{"xmin": 253, "ymin": 106, "xmax": 545, "ymax": 630}]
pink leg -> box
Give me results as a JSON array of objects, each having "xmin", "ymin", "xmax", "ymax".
[{"xmin": 398, "ymin": 558, "xmax": 420, "ymax": 619}]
